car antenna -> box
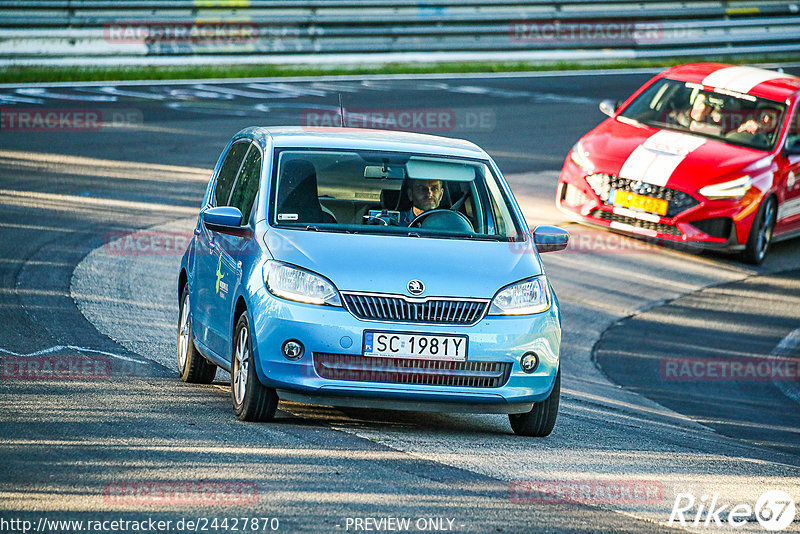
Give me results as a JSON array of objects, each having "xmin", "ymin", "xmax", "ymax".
[{"xmin": 339, "ymin": 93, "xmax": 347, "ymax": 127}]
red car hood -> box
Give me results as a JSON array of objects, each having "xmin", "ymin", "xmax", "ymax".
[{"xmin": 581, "ymin": 119, "xmax": 768, "ymax": 192}]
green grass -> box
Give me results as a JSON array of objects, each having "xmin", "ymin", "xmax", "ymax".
[{"xmin": 2, "ymin": 54, "xmax": 799, "ymax": 84}]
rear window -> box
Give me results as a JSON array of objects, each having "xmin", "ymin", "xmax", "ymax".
[{"xmin": 269, "ymin": 149, "xmax": 521, "ymax": 241}]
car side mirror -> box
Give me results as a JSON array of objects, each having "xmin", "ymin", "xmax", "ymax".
[
  {"xmin": 599, "ymin": 99, "xmax": 618, "ymax": 117},
  {"xmin": 533, "ymin": 225, "xmax": 570, "ymax": 253},
  {"xmin": 202, "ymin": 206, "xmax": 250, "ymax": 237}
]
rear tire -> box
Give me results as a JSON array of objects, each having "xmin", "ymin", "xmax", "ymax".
[
  {"xmin": 177, "ymin": 288, "xmax": 217, "ymax": 384},
  {"xmin": 743, "ymin": 196, "xmax": 776, "ymax": 265},
  {"xmin": 509, "ymin": 369, "xmax": 560, "ymax": 437},
  {"xmin": 231, "ymin": 312, "xmax": 278, "ymax": 422}
]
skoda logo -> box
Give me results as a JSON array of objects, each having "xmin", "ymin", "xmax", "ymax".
[{"xmin": 407, "ymin": 280, "xmax": 425, "ymax": 296}]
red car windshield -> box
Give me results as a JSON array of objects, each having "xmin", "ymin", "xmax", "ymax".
[{"xmin": 618, "ymin": 78, "xmax": 786, "ymax": 151}]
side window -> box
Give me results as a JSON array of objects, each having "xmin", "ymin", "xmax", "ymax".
[
  {"xmin": 213, "ymin": 141, "xmax": 249, "ymax": 206},
  {"xmin": 787, "ymin": 109, "xmax": 800, "ymax": 150},
  {"xmin": 229, "ymin": 144, "xmax": 262, "ymax": 225}
]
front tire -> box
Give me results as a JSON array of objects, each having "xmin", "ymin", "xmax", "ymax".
[
  {"xmin": 231, "ymin": 312, "xmax": 278, "ymax": 422},
  {"xmin": 178, "ymin": 288, "xmax": 217, "ymax": 384},
  {"xmin": 509, "ymin": 369, "xmax": 560, "ymax": 437},
  {"xmin": 743, "ymin": 196, "xmax": 777, "ymax": 265}
]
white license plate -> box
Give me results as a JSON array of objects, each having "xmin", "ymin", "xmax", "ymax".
[{"xmin": 363, "ymin": 331, "xmax": 468, "ymax": 361}]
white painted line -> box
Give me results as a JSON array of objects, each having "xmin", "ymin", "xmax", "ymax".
[
  {"xmin": 0, "ymin": 68, "xmax": 667, "ymax": 90},
  {"xmin": 0, "ymin": 94, "xmax": 45, "ymax": 104},
  {"xmin": 15, "ymin": 87, "xmax": 117, "ymax": 102},
  {"xmin": 0, "ymin": 344, "xmax": 147, "ymax": 364},
  {"xmin": 770, "ymin": 326, "xmax": 800, "ymax": 406}
]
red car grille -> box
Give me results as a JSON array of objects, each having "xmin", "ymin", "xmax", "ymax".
[
  {"xmin": 591, "ymin": 210, "xmax": 682, "ymax": 237},
  {"xmin": 585, "ymin": 173, "xmax": 698, "ymax": 218},
  {"xmin": 313, "ymin": 353, "xmax": 512, "ymax": 388}
]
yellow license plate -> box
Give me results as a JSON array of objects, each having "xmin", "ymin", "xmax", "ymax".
[{"xmin": 611, "ymin": 190, "xmax": 668, "ymax": 216}]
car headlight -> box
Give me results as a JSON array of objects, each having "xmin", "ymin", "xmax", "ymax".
[
  {"xmin": 488, "ymin": 276, "xmax": 550, "ymax": 315},
  {"xmin": 569, "ymin": 140, "xmax": 594, "ymax": 172},
  {"xmin": 264, "ymin": 261, "xmax": 341, "ymax": 306},
  {"xmin": 698, "ymin": 175, "xmax": 752, "ymax": 200}
]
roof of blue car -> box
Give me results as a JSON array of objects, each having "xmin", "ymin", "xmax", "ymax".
[{"xmin": 242, "ymin": 126, "xmax": 488, "ymax": 159}]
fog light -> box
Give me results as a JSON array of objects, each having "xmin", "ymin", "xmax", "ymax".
[
  {"xmin": 282, "ymin": 340, "xmax": 304, "ymax": 360},
  {"xmin": 520, "ymin": 352, "xmax": 539, "ymax": 373}
]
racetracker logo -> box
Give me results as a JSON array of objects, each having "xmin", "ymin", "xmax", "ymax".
[
  {"xmin": 0, "ymin": 108, "xmax": 143, "ymax": 132},
  {"xmin": 104, "ymin": 21, "xmax": 259, "ymax": 44},
  {"xmin": 509, "ymin": 480, "xmax": 664, "ymax": 504},
  {"xmin": 104, "ymin": 231, "xmax": 194, "ymax": 256},
  {"xmin": 301, "ymin": 107, "xmax": 496, "ymax": 133},
  {"xmin": 509, "ymin": 19, "xmax": 669, "ymax": 44},
  {"xmin": 1, "ymin": 355, "xmax": 111, "ymax": 381},
  {"xmin": 668, "ymin": 490, "xmax": 795, "ymax": 531},
  {"xmin": 104, "ymin": 482, "xmax": 259, "ymax": 506},
  {"xmin": 661, "ymin": 357, "xmax": 800, "ymax": 381},
  {"xmin": 508, "ymin": 229, "xmax": 662, "ymax": 255}
]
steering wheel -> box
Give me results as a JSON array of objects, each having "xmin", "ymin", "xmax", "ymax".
[{"xmin": 409, "ymin": 209, "xmax": 475, "ymax": 233}]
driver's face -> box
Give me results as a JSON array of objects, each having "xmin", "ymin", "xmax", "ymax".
[{"xmin": 408, "ymin": 180, "xmax": 443, "ymax": 212}]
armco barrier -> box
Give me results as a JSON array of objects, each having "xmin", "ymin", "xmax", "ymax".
[{"xmin": 0, "ymin": 1, "xmax": 799, "ymax": 66}]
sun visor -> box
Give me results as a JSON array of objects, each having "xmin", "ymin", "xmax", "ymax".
[{"xmin": 405, "ymin": 157, "xmax": 476, "ymax": 182}]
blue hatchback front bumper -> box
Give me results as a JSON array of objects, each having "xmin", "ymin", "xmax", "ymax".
[{"xmin": 248, "ymin": 287, "xmax": 561, "ymax": 414}]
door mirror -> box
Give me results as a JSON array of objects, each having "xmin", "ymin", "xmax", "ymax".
[
  {"xmin": 533, "ymin": 225, "xmax": 570, "ymax": 253},
  {"xmin": 599, "ymin": 99, "xmax": 618, "ymax": 117},
  {"xmin": 202, "ymin": 206, "xmax": 250, "ymax": 236}
]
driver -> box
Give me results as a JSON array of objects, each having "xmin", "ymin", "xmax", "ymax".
[
  {"xmin": 670, "ymin": 93, "xmax": 723, "ymax": 135},
  {"xmin": 399, "ymin": 179, "xmax": 444, "ymax": 226}
]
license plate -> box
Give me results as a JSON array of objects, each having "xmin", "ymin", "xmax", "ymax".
[
  {"xmin": 363, "ymin": 331, "xmax": 468, "ymax": 361},
  {"xmin": 611, "ymin": 189, "xmax": 668, "ymax": 216}
]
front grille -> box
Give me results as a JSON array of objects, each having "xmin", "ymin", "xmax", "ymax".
[
  {"xmin": 592, "ymin": 209, "xmax": 682, "ymax": 236},
  {"xmin": 341, "ymin": 292, "xmax": 489, "ymax": 325},
  {"xmin": 585, "ymin": 173, "xmax": 699, "ymax": 218},
  {"xmin": 313, "ymin": 353, "xmax": 512, "ymax": 388}
]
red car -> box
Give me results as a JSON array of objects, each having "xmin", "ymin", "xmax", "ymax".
[{"xmin": 556, "ymin": 63, "xmax": 800, "ymax": 263}]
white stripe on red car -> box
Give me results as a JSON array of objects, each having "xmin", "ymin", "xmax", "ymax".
[
  {"xmin": 701, "ymin": 66, "xmax": 794, "ymax": 94},
  {"xmin": 619, "ymin": 130, "xmax": 706, "ymax": 187}
]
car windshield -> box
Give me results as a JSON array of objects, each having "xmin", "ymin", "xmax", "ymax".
[
  {"xmin": 270, "ymin": 149, "xmax": 521, "ymax": 241},
  {"xmin": 618, "ymin": 78, "xmax": 786, "ymax": 150}
]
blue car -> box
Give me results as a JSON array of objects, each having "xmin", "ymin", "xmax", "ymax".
[{"xmin": 178, "ymin": 127, "xmax": 569, "ymax": 436}]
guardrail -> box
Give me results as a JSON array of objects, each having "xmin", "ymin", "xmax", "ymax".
[{"xmin": 1, "ymin": 1, "xmax": 799, "ymax": 66}]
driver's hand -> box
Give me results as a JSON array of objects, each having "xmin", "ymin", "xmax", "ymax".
[{"xmin": 737, "ymin": 120, "xmax": 759, "ymax": 134}]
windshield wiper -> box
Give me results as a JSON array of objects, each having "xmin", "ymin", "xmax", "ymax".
[{"xmin": 617, "ymin": 116, "xmax": 649, "ymax": 129}]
